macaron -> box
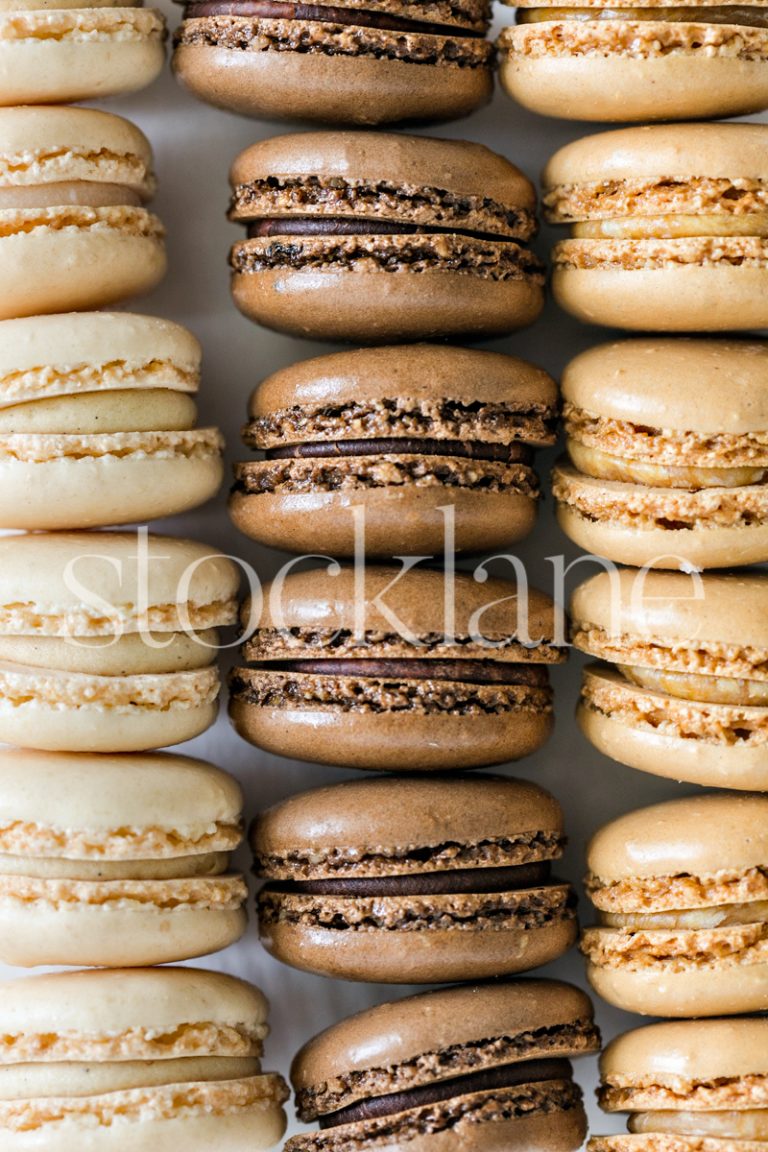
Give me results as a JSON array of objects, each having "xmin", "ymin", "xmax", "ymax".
[
  {"xmin": 229, "ymin": 564, "xmax": 566, "ymax": 770},
  {"xmin": 0, "ymin": 531, "xmax": 239, "ymax": 753},
  {"xmin": 287, "ymin": 980, "xmax": 600, "ymax": 1152},
  {"xmin": 230, "ymin": 344, "xmax": 558, "ymax": 557},
  {"xmin": 252, "ymin": 774, "xmax": 577, "ymax": 983},
  {"xmin": 581, "ymin": 792, "xmax": 768, "ymax": 1017},
  {"xmin": 173, "ymin": 0, "xmax": 493, "ymax": 125},
  {"xmin": 553, "ymin": 338, "xmax": 768, "ymax": 570},
  {"xmin": 228, "ymin": 132, "xmax": 545, "ymax": 343},
  {"xmin": 591, "ymin": 1017, "xmax": 768, "ymax": 1152},
  {"xmin": 542, "ymin": 124, "xmax": 768, "ymax": 332},
  {"xmin": 0, "ymin": 747, "xmax": 246, "ymax": 968},
  {"xmin": 0, "ymin": 106, "xmax": 165, "ymax": 321},
  {"xmin": 571, "ymin": 568, "xmax": 768, "ymax": 790},
  {"xmin": 0, "ymin": 312, "xmax": 223, "ymax": 530},
  {"xmin": 0, "ymin": 966, "xmax": 288, "ymax": 1152},
  {"xmin": 0, "ymin": 0, "xmax": 165, "ymax": 105},
  {"xmin": 498, "ymin": 3, "xmax": 768, "ymax": 123}
]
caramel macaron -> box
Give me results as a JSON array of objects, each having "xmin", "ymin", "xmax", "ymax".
[
  {"xmin": 173, "ymin": 0, "xmax": 493, "ymax": 125},
  {"xmin": 288, "ymin": 980, "xmax": 600, "ymax": 1152},
  {"xmin": 252, "ymin": 775, "xmax": 577, "ymax": 983},
  {"xmin": 591, "ymin": 1017, "xmax": 768, "ymax": 1152},
  {"xmin": 553, "ymin": 338, "xmax": 768, "ymax": 569},
  {"xmin": 228, "ymin": 132, "xmax": 545, "ymax": 343},
  {"xmin": 229, "ymin": 564, "xmax": 566, "ymax": 771},
  {"xmin": 499, "ymin": 3, "xmax": 768, "ymax": 123},
  {"xmin": 0, "ymin": 107, "xmax": 165, "ymax": 320},
  {"xmin": 582, "ymin": 793, "xmax": 768, "ymax": 1017},
  {"xmin": 571, "ymin": 568, "xmax": 768, "ymax": 790},
  {"xmin": 543, "ymin": 124, "xmax": 768, "ymax": 332},
  {"xmin": 230, "ymin": 344, "xmax": 558, "ymax": 557}
]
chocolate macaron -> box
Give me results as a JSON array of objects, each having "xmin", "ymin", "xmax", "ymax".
[
  {"xmin": 230, "ymin": 345, "xmax": 558, "ymax": 557},
  {"xmin": 543, "ymin": 124, "xmax": 768, "ymax": 332},
  {"xmin": 229, "ymin": 564, "xmax": 566, "ymax": 770},
  {"xmin": 173, "ymin": 0, "xmax": 493, "ymax": 126},
  {"xmin": 591, "ymin": 1017, "xmax": 768, "ymax": 1152},
  {"xmin": 228, "ymin": 132, "xmax": 545, "ymax": 343},
  {"xmin": 582, "ymin": 793, "xmax": 768, "ymax": 1017},
  {"xmin": 571, "ymin": 568, "xmax": 768, "ymax": 790},
  {"xmin": 288, "ymin": 980, "xmax": 600, "ymax": 1152},
  {"xmin": 252, "ymin": 775, "xmax": 577, "ymax": 983},
  {"xmin": 553, "ymin": 338, "xmax": 768, "ymax": 569}
]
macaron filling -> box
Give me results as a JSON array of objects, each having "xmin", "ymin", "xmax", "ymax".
[
  {"xmin": 180, "ymin": 0, "xmax": 486, "ymax": 35},
  {"xmin": 628, "ymin": 1110, "xmax": 768, "ymax": 1139},
  {"xmin": 516, "ymin": 6, "xmax": 768, "ymax": 25},
  {"xmin": 277, "ymin": 860, "xmax": 551, "ymax": 894}
]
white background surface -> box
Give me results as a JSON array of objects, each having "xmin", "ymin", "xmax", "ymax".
[{"xmin": 2, "ymin": 14, "xmax": 762, "ymax": 1143}]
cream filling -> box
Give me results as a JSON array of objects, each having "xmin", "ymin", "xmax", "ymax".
[
  {"xmin": 629, "ymin": 1112, "xmax": 768, "ymax": 1140},
  {"xmin": 0, "ymin": 0, "xmax": 141, "ymax": 9},
  {"xmin": 600, "ymin": 899, "xmax": 768, "ymax": 929},
  {"xmin": 0, "ymin": 632, "xmax": 219, "ymax": 676},
  {"xmin": 0, "ymin": 851, "xmax": 229, "ymax": 880},
  {"xmin": 0, "ymin": 390, "xmax": 197, "ymax": 435},
  {"xmin": 572, "ymin": 212, "xmax": 768, "ymax": 239},
  {"xmin": 568, "ymin": 439, "xmax": 766, "ymax": 490},
  {"xmin": 0, "ymin": 182, "xmax": 143, "ymax": 210},
  {"xmin": 621, "ymin": 664, "xmax": 768, "ymax": 706},
  {"xmin": 518, "ymin": 5, "xmax": 768, "ymax": 22},
  {"xmin": 0, "ymin": 1057, "xmax": 262, "ymax": 1100}
]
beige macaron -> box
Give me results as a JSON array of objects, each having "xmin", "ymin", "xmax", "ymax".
[
  {"xmin": 0, "ymin": 531, "xmax": 239, "ymax": 753},
  {"xmin": 571, "ymin": 568, "xmax": 768, "ymax": 790},
  {"xmin": 543, "ymin": 124, "xmax": 768, "ymax": 332},
  {"xmin": 582, "ymin": 793, "xmax": 768, "ymax": 1018},
  {"xmin": 591, "ymin": 1017, "xmax": 768, "ymax": 1152},
  {"xmin": 0, "ymin": 747, "xmax": 246, "ymax": 968},
  {"xmin": 0, "ymin": 966, "xmax": 288, "ymax": 1152},
  {"xmin": 554, "ymin": 338, "xmax": 768, "ymax": 569},
  {"xmin": 0, "ymin": 106, "xmax": 165, "ymax": 320},
  {"xmin": 0, "ymin": 0, "xmax": 165, "ymax": 105},
  {"xmin": 0, "ymin": 312, "xmax": 223, "ymax": 529}
]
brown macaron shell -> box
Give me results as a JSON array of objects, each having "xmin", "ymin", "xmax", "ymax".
[
  {"xmin": 228, "ymin": 132, "xmax": 544, "ymax": 343},
  {"xmin": 173, "ymin": 0, "xmax": 494, "ymax": 126},
  {"xmin": 252, "ymin": 775, "xmax": 577, "ymax": 984},
  {"xmin": 230, "ymin": 344, "xmax": 558, "ymax": 557},
  {"xmin": 543, "ymin": 124, "xmax": 768, "ymax": 332},
  {"xmin": 581, "ymin": 794, "xmax": 768, "ymax": 1018},
  {"xmin": 229, "ymin": 564, "xmax": 565, "ymax": 771},
  {"xmin": 571, "ymin": 569, "xmax": 768, "ymax": 789},
  {"xmin": 288, "ymin": 979, "xmax": 599, "ymax": 1152}
]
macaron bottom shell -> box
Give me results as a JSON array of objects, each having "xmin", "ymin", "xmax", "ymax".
[{"xmin": 585, "ymin": 956, "xmax": 768, "ymax": 1018}]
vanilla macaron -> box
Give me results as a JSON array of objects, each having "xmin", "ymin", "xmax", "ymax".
[
  {"xmin": 543, "ymin": 124, "xmax": 768, "ymax": 332},
  {"xmin": 0, "ymin": 0, "xmax": 165, "ymax": 105},
  {"xmin": 582, "ymin": 793, "xmax": 768, "ymax": 1017},
  {"xmin": 0, "ymin": 107, "xmax": 165, "ymax": 320},
  {"xmin": 0, "ymin": 313, "xmax": 223, "ymax": 529},
  {"xmin": 0, "ymin": 531, "xmax": 239, "ymax": 752},
  {"xmin": 0, "ymin": 966, "xmax": 288, "ymax": 1152},
  {"xmin": 554, "ymin": 338, "xmax": 768, "ymax": 569},
  {"xmin": 0, "ymin": 748, "xmax": 246, "ymax": 967}
]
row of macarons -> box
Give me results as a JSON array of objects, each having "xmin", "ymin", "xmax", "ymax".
[
  {"xmin": 4, "ymin": 964, "xmax": 764, "ymax": 1152},
  {"xmin": 1, "ymin": 105, "xmax": 768, "ymax": 337},
  {"xmin": 11, "ymin": 0, "xmax": 768, "ymax": 127}
]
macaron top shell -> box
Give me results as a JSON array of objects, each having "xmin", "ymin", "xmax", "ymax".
[
  {"xmin": 0, "ymin": 106, "xmax": 155, "ymax": 198},
  {"xmin": 0, "ymin": 531, "xmax": 239, "ymax": 636},
  {"xmin": 600, "ymin": 1018, "xmax": 768, "ymax": 1089},
  {"xmin": 571, "ymin": 568, "xmax": 768, "ymax": 649},
  {"xmin": 252, "ymin": 775, "xmax": 563, "ymax": 879},
  {"xmin": 587, "ymin": 793, "xmax": 768, "ymax": 882},
  {"xmin": 562, "ymin": 339, "xmax": 768, "ymax": 434}
]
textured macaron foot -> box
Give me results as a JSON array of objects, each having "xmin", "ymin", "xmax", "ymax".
[
  {"xmin": 0, "ymin": 0, "xmax": 166, "ymax": 104},
  {"xmin": 0, "ymin": 313, "xmax": 223, "ymax": 529},
  {"xmin": 230, "ymin": 344, "xmax": 557, "ymax": 557},
  {"xmin": 173, "ymin": 0, "xmax": 493, "ymax": 124},
  {"xmin": 543, "ymin": 123, "xmax": 768, "ymax": 331},
  {"xmin": 253, "ymin": 775, "xmax": 577, "ymax": 983},
  {"xmin": 228, "ymin": 132, "xmax": 544, "ymax": 342},
  {"xmin": 0, "ymin": 967, "xmax": 288, "ymax": 1151},
  {"xmin": 229, "ymin": 564, "xmax": 565, "ymax": 770},
  {"xmin": 288, "ymin": 980, "xmax": 599, "ymax": 1152},
  {"xmin": 0, "ymin": 107, "xmax": 165, "ymax": 320},
  {"xmin": 582, "ymin": 793, "xmax": 768, "ymax": 1017},
  {"xmin": 0, "ymin": 748, "xmax": 247, "ymax": 968},
  {"xmin": 571, "ymin": 568, "xmax": 768, "ymax": 788}
]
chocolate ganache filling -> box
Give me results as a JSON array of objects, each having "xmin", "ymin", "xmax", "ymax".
[
  {"xmin": 318, "ymin": 1057, "xmax": 575, "ymax": 1128},
  {"xmin": 255, "ymin": 660, "xmax": 551, "ymax": 686},
  {"xmin": 278, "ymin": 861, "xmax": 552, "ymax": 896},
  {"xmin": 183, "ymin": 0, "xmax": 482, "ymax": 34},
  {"xmin": 264, "ymin": 438, "xmax": 534, "ymax": 462},
  {"xmin": 249, "ymin": 217, "xmax": 522, "ymax": 240}
]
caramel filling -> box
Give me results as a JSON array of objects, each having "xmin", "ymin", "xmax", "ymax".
[
  {"xmin": 599, "ymin": 899, "xmax": 768, "ymax": 929},
  {"xmin": 517, "ymin": 5, "xmax": 768, "ymax": 24},
  {"xmin": 572, "ymin": 212, "xmax": 768, "ymax": 239},
  {"xmin": 0, "ymin": 851, "xmax": 231, "ymax": 880},
  {"xmin": 620, "ymin": 664, "xmax": 768, "ymax": 706},
  {"xmin": 0, "ymin": 182, "xmax": 142, "ymax": 210},
  {"xmin": 568, "ymin": 439, "xmax": 766, "ymax": 490},
  {"xmin": 629, "ymin": 1111, "xmax": 768, "ymax": 1140}
]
